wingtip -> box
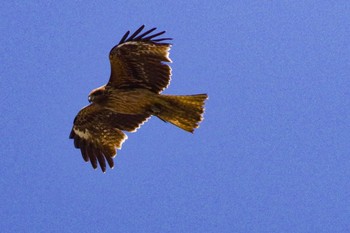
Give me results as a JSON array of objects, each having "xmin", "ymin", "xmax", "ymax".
[
  {"xmin": 69, "ymin": 129, "xmax": 75, "ymax": 139},
  {"xmin": 117, "ymin": 25, "xmax": 171, "ymax": 45}
]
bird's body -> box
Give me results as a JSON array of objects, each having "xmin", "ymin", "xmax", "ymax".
[
  {"xmin": 92, "ymin": 87, "xmax": 159, "ymax": 114},
  {"xmin": 70, "ymin": 25, "xmax": 208, "ymax": 172}
]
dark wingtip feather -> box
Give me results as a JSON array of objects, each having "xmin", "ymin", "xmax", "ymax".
[
  {"xmin": 69, "ymin": 129, "xmax": 75, "ymax": 139},
  {"xmin": 105, "ymin": 155, "xmax": 114, "ymax": 169},
  {"xmin": 86, "ymin": 146, "xmax": 97, "ymax": 169},
  {"xmin": 80, "ymin": 141, "xmax": 89, "ymax": 162},
  {"xmin": 81, "ymin": 152, "xmax": 89, "ymax": 162},
  {"xmin": 102, "ymin": 148, "xmax": 115, "ymax": 169},
  {"xmin": 127, "ymin": 25, "xmax": 145, "ymax": 41},
  {"xmin": 93, "ymin": 147, "xmax": 106, "ymax": 173},
  {"xmin": 73, "ymin": 137, "xmax": 80, "ymax": 149},
  {"xmin": 134, "ymin": 27, "xmax": 157, "ymax": 40},
  {"xmin": 142, "ymin": 30, "xmax": 166, "ymax": 40},
  {"xmin": 118, "ymin": 25, "xmax": 171, "ymax": 45},
  {"xmin": 152, "ymin": 38, "xmax": 173, "ymax": 42},
  {"xmin": 119, "ymin": 30, "xmax": 130, "ymax": 44}
]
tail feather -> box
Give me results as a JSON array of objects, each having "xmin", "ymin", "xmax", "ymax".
[{"xmin": 155, "ymin": 94, "xmax": 208, "ymax": 132}]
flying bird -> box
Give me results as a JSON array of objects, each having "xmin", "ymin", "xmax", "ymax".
[{"xmin": 69, "ymin": 25, "xmax": 208, "ymax": 172}]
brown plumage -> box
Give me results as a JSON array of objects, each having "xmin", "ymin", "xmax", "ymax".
[{"xmin": 70, "ymin": 25, "xmax": 208, "ymax": 172}]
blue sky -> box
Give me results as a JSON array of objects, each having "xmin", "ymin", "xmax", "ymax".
[{"xmin": 1, "ymin": 1, "xmax": 350, "ymax": 232}]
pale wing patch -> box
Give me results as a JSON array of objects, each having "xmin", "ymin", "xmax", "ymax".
[{"xmin": 73, "ymin": 127, "xmax": 92, "ymax": 141}]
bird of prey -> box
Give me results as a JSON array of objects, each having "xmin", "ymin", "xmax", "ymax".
[{"xmin": 69, "ymin": 25, "xmax": 208, "ymax": 172}]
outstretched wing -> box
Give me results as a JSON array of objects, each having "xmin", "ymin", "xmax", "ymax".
[
  {"xmin": 69, "ymin": 104, "xmax": 150, "ymax": 172},
  {"xmin": 108, "ymin": 25, "xmax": 172, "ymax": 93}
]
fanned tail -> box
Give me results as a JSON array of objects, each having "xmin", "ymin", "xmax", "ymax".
[{"xmin": 155, "ymin": 94, "xmax": 208, "ymax": 133}]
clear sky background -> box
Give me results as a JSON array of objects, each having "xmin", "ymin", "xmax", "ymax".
[{"xmin": 1, "ymin": 1, "xmax": 349, "ymax": 232}]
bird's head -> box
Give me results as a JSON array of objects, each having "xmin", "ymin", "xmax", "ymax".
[{"xmin": 88, "ymin": 85, "xmax": 107, "ymax": 103}]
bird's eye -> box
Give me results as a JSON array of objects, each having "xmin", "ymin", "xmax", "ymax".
[{"xmin": 88, "ymin": 96, "xmax": 92, "ymax": 103}]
